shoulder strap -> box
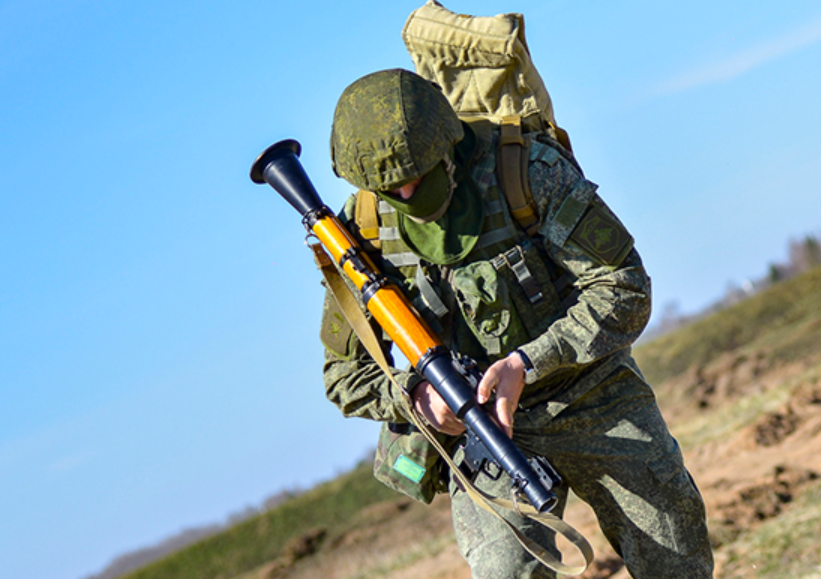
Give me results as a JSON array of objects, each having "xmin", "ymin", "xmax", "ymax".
[
  {"xmin": 353, "ymin": 189, "xmax": 382, "ymax": 251},
  {"xmin": 497, "ymin": 116, "xmax": 539, "ymax": 237},
  {"xmin": 497, "ymin": 116, "xmax": 577, "ymax": 238}
]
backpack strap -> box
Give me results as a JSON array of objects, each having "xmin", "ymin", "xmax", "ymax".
[
  {"xmin": 353, "ymin": 189, "xmax": 382, "ymax": 251},
  {"xmin": 497, "ymin": 116, "xmax": 540, "ymax": 237}
]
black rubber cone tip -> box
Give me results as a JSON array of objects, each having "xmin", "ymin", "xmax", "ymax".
[{"xmin": 250, "ymin": 139, "xmax": 301, "ymax": 184}]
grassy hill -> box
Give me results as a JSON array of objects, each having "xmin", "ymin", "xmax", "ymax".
[{"xmin": 115, "ymin": 265, "xmax": 821, "ymax": 579}]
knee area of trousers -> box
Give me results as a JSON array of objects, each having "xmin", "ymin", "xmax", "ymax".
[{"xmin": 464, "ymin": 537, "xmax": 556, "ymax": 579}]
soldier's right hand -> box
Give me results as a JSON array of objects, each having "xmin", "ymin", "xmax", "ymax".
[{"xmin": 411, "ymin": 381, "xmax": 467, "ymax": 436}]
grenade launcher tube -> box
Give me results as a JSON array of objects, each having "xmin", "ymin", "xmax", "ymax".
[{"xmin": 250, "ymin": 139, "xmax": 556, "ymax": 513}]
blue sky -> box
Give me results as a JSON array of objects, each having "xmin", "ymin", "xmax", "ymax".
[{"xmin": 2, "ymin": 1, "xmax": 820, "ymax": 578}]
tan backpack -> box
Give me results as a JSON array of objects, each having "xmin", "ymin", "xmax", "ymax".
[{"xmin": 355, "ymin": 0, "xmax": 572, "ymax": 244}]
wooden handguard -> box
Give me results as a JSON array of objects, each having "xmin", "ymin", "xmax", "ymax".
[{"xmin": 310, "ymin": 213, "xmax": 443, "ymax": 365}]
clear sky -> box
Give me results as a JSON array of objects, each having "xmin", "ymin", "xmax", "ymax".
[{"xmin": 2, "ymin": 1, "xmax": 820, "ymax": 578}]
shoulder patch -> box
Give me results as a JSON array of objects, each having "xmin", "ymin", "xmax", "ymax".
[
  {"xmin": 569, "ymin": 204, "xmax": 634, "ymax": 266},
  {"xmin": 320, "ymin": 293, "xmax": 355, "ymax": 359},
  {"xmin": 545, "ymin": 179, "xmax": 598, "ymax": 248}
]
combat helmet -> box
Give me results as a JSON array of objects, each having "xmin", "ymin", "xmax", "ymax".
[{"xmin": 331, "ymin": 68, "xmax": 464, "ymax": 194}]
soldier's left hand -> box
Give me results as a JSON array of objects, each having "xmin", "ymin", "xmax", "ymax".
[{"xmin": 476, "ymin": 353, "xmax": 526, "ymax": 438}]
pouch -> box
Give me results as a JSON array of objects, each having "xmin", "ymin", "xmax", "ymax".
[
  {"xmin": 452, "ymin": 260, "xmax": 531, "ymax": 358},
  {"xmin": 491, "ymin": 240, "xmax": 565, "ymax": 339},
  {"xmin": 373, "ymin": 421, "xmax": 451, "ymax": 504}
]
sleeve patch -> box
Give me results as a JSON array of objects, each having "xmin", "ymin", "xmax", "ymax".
[
  {"xmin": 320, "ymin": 294, "xmax": 355, "ymax": 359},
  {"xmin": 554, "ymin": 194, "xmax": 587, "ymax": 229},
  {"xmin": 569, "ymin": 205, "xmax": 634, "ymax": 266},
  {"xmin": 546, "ymin": 179, "xmax": 598, "ymax": 248}
]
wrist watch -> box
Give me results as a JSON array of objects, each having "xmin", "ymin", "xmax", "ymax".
[{"xmin": 515, "ymin": 349, "xmax": 538, "ymax": 385}]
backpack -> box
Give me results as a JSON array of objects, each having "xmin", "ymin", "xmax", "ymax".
[
  {"xmin": 402, "ymin": 0, "xmax": 567, "ymax": 141},
  {"xmin": 354, "ymin": 0, "xmax": 572, "ymax": 243}
]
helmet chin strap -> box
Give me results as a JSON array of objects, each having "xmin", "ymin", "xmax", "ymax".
[{"xmin": 407, "ymin": 156, "xmax": 457, "ymax": 224}]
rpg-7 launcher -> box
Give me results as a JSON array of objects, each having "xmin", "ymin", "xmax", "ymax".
[{"xmin": 250, "ymin": 139, "xmax": 560, "ymax": 513}]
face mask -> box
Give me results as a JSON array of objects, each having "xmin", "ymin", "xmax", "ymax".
[
  {"xmin": 395, "ymin": 156, "xmax": 485, "ymax": 266},
  {"xmin": 376, "ymin": 159, "xmax": 453, "ymax": 222}
]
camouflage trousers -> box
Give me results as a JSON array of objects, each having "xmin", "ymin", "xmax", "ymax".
[{"xmin": 450, "ymin": 364, "xmax": 714, "ymax": 579}]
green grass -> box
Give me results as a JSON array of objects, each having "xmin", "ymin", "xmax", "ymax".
[
  {"xmin": 346, "ymin": 533, "xmax": 454, "ymax": 579},
  {"xmin": 119, "ymin": 462, "xmax": 397, "ymax": 579},
  {"xmin": 635, "ymin": 266, "xmax": 821, "ymax": 386}
]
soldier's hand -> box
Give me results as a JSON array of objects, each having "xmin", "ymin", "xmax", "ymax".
[
  {"xmin": 476, "ymin": 354, "xmax": 526, "ymax": 438},
  {"xmin": 411, "ymin": 381, "xmax": 466, "ymax": 436}
]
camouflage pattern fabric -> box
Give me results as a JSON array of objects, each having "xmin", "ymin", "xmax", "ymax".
[
  {"xmin": 320, "ymin": 125, "xmax": 714, "ymax": 577},
  {"xmin": 373, "ymin": 421, "xmax": 453, "ymax": 504},
  {"xmin": 331, "ymin": 68, "xmax": 463, "ymax": 192},
  {"xmin": 451, "ymin": 366, "xmax": 713, "ymax": 578}
]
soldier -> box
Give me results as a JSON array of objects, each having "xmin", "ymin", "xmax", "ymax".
[{"xmin": 321, "ymin": 68, "xmax": 713, "ymax": 578}]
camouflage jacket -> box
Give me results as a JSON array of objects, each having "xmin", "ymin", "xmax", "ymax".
[{"xmin": 320, "ymin": 124, "xmax": 651, "ymax": 424}]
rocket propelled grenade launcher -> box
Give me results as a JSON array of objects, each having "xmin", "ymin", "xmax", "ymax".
[{"xmin": 250, "ymin": 139, "xmax": 560, "ymax": 513}]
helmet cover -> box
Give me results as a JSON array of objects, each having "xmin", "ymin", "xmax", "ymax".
[{"xmin": 331, "ymin": 68, "xmax": 464, "ymax": 192}]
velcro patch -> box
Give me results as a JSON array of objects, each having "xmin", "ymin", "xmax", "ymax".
[
  {"xmin": 393, "ymin": 454, "xmax": 426, "ymax": 483},
  {"xmin": 569, "ymin": 205, "xmax": 634, "ymax": 266},
  {"xmin": 320, "ymin": 294, "xmax": 354, "ymax": 359}
]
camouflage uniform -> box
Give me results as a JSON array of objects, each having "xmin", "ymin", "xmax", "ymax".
[{"xmin": 322, "ymin": 70, "xmax": 713, "ymax": 578}]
